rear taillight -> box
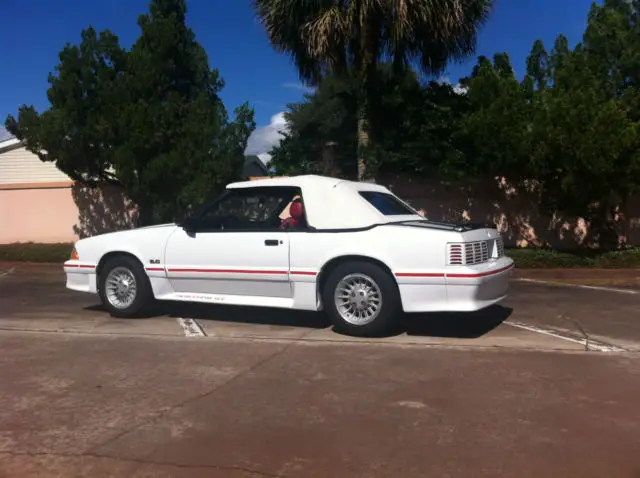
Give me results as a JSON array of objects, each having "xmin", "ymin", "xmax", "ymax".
[{"xmin": 70, "ymin": 247, "xmax": 79, "ymax": 260}]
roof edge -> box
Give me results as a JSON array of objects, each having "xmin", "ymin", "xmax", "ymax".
[{"xmin": 0, "ymin": 137, "xmax": 22, "ymax": 153}]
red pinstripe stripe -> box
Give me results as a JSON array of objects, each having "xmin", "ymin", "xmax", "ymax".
[
  {"xmin": 145, "ymin": 267, "xmax": 165, "ymax": 272},
  {"xmin": 395, "ymin": 272, "xmax": 445, "ymax": 278},
  {"xmin": 161, "ymin": 268, "xmax": 317, "ymax": 276},
  {"xmin": 446, "ymin": 264, "xmax": 514, "ymax": 278},
  {"xmin": 64, "ymin": 263, "xmax": 95, "ymax": 269},
  {"xmin": 395, "ymin": 264, "xmax": 514, "ymax": 279},
  {"xmin": 167, "ymin": 268, "xmax": 288, "ymax": 274}
]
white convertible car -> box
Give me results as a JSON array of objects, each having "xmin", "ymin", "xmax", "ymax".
[{"xmin": 64, "ymin": 175, "xmax": 514, "ymax": 336}]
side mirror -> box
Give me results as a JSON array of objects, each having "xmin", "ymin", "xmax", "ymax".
[{"xmin": 182, "ymin": 216, "xmax": 199, "ymax": 233}]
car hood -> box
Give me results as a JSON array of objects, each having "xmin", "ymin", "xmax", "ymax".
[
  {"xmin": 135, "ymin": 223, "xmax": 177, "ymax": 230},
  {"xmin": 78, "ymin": 223, "xmax": 179, "ymax": 244}
]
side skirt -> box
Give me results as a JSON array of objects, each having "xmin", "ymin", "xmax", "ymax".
[{"xmin": 155, "ymin": 292, "xmax": 295, "ymax": 309}]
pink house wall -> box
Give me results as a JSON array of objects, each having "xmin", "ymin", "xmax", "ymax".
[
  {"xmin": 0, "ymin": 185, "xmax": 79, "ymax": 243},
  {"xmin": 0, "ymin": 183, "xmax": 136, "ymax": 244}
]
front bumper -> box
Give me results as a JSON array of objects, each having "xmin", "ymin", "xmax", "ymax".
[{"xmin": 63, "ymin": 261, "xmax": 98, "ymax": 293}]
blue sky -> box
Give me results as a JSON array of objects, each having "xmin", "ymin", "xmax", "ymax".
[{"xmin": 0, "ymin": 0, "xmax": 596, "ymax": 156}]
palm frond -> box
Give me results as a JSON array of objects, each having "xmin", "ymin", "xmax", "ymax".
[{"xmin": 254, "ymin": 0, "xmax": 494, "ymax": 79}]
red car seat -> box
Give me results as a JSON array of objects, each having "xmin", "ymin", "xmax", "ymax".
[{"xmin": 280, "ymin": 199, "xmax": 306, "ymax": 230}]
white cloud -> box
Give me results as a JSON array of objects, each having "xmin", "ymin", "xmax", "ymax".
[
  {"xmin": 0, "ymin": 126, "xmax": 12, "ymax": 142},
  {"xmin": 437, "ymin": 75, "xmax": 468, "ymax": 95},
  {"xmin": 244, "ymin": 112, "xmax": 289, "ymax": 163},
  {"xmin": 282, "ymin": 82, "xmax": 315, "ymax": 93},
  {"xmin": 452, "ymin": 84, "xmax": 468, "ymax": 95}
]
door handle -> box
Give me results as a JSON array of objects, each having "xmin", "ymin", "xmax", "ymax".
[{"xmin": 264, "ymin": 239, "xmax": 279, "ymax": 246}]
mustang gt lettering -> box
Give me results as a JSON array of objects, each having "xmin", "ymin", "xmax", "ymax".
[{"xmin": 63, "ymin": 175, "xmax": 514, "ymax": 337}]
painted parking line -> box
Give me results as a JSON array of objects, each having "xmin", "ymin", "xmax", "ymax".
[
  {"xmin": 0, "ymin": 268, "xmax": 15, "ymax": 278},
  {"xmin": 176, "ymin": 318, "xmax": 207, "ymax": 337},
  {"xmin": 504, "ymin": 320, "xmax": 626, "ymax": 353},
  {"xmin": 513, "ymin": 278, "xmax": 638, "ymax": 295}
]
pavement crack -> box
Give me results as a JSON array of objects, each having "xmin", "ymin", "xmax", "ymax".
[
  {"xmin": 0, "ymin": 451, "xmax": 281, "ymax": 477},
  {"xmin": 558, "ymin": 314, "xmax": 590, "ymax": 351},
  {"xmin": 87, "ymin": 340, "xmax": 298, "ymax": 455},
  {"xmin": 557, "ymin": 314, "xmax": 626, "ymax": 352}
]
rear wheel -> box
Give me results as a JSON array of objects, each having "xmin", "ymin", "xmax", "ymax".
[
  {"xmin": 98, "ymin": 255, "xmax": 153, "ymax": 318},
  {"xmin": 322, "ymin": 261, "xmax": 401, "ymax": 337}
]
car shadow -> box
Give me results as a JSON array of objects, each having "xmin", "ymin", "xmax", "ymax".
[
  {"xmin": 84, "ymin": 302, "xmax": 330, "ymax": 329},
  {"xmin": 84, "ymin": 303, "xmax": 512, "ymax": 339},
  {"xmin": 164, "ymin": 302, "xmax": 331, "ymax": 329},
  {"xmin": 404, "ymin": 305, "xmax": 513, "ymax": 339}
]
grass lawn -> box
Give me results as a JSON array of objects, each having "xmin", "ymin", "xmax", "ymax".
[{"xmin": 1, "ymin": 242, "xmax": 640, "ymax": 269}]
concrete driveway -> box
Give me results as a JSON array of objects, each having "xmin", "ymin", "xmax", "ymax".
[{"xmin": 0, "ymin": 264, "xmax": 639, "ymax": 477}]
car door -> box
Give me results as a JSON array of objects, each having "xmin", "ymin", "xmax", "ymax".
[{"xmin": 163, "ymin": 187, "xmax": 294, "ymax": 302}]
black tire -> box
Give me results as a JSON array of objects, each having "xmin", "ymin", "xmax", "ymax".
[
  {"xmin": 98, "ymin": 255, "xmax": 153, "ymax": 318},
  {"xmin": 322, "ymin": 261, "xmax": 402, "ymax": 337}
]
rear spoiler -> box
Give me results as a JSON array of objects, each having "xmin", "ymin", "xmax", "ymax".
[
  {"xmin": 388, "ymin": 219, "xmax": 498, "ymax": 232},
  {"xmin": 459, "ymin": 222, "xmax": 498, "ymax": 230}
]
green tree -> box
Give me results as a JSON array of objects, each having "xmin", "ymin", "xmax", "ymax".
[
  {"xmin": 581, "ymin": 0, "xmax": 640, "ymax": 119},
  {"xmin": 270, "ymin": 65, "xmax": 468, "ymax": 180},
  {"xmin": 526, "ymin": 40, "xmax": 549, "ymax": 89},
  {"xmin": 6, "ymin": 0, "xmax": 255, "ymax": 226},
  {"xmin": 548, "ymin": 34, "xmax": 569, "ymax": 86},
  {"xmin": 458, "ymin": 53, "xmax": 532, "ymax": 182},
  {"xmin": 253, "ymin": 0, "xmax": 494, "ymax": 181},
  {"xmin": 5, "ymin": 27, "xmax": 126, "ymax": 185},
  {"xmin": 270, "ymin": 74, "xmax": 358, "ymax": 177},
  {"xmin": 112, "ymin": 0, "xmax": 255, "ymax": 223},
  {"xmin": 530, "ymin": 56, "xmax": 640, "ymax": 247},
  {"xmin": 528, "ymin": 2, "xmax": 640, "ymax": 248}
]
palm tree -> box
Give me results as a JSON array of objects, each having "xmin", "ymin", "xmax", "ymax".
[{"xmin": 253, "ymin": 0, "xmax": 494, "ymax": 181}]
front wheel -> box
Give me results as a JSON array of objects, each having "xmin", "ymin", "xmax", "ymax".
[
  {"xmin": 322, "ymin": 261, "xmax": 402, "ymax": 337},
  {"xmin": 98, "ymin": 255, "xmax": 153, "ymax": 318}
]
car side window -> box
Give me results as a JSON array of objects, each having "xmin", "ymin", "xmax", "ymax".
[
  {"xmin": 359, "ymin": 191, "xmax": 417, "ymax": 215},
  {"xmin": 197, "ymin": 187, "xmax": 300, "ymax": 231}
]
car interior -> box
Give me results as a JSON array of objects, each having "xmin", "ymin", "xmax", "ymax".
[{"xmin": 189, "ymin": 187, "xmax": 309, "ymax": 232}]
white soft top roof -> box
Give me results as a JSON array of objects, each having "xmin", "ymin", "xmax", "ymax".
[{"xmin": 227, "ymin": 174, "xmax": 421, "ymax": 229}]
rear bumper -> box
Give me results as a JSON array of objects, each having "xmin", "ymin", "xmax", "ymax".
[
  {"xmin": 64, "ymin": 261, "xmax": 98, "ymax": 293},
  {"xmin": 397, "ymin": 257, "xmax": 514, "ymax": 313},
  {"xmin": 443, "ymin": 259, "xmax": 514, "ymax": 311}
]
